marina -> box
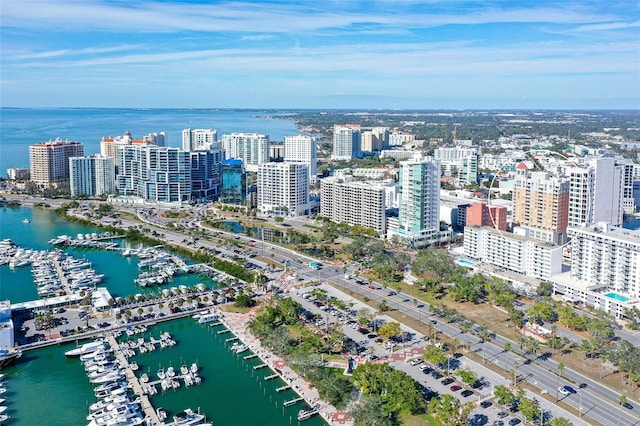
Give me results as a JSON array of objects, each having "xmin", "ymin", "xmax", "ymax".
[{"xmin": 0, "ymin": 206, "xmax": 329, "ymax": 425}]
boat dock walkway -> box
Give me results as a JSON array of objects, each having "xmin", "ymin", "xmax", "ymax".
[
  {"xmin": 283, "ymin": 397, "xmax": 303, "ymax": 407},
  {"xmin": 107, "ymin": 336, "xmax": 161, "ymax": 425},
  {"xmin": 51, "ymin": 256, "xmax": 72, "ymax": 295}
]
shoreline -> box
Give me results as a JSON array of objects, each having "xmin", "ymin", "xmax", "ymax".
[{"xmin": 216, "ymin": 303, "xmax": 353, "ymax": 426}]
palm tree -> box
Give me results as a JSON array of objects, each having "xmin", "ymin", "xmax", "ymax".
[{"xmin": 555, "ymin": 362, "xmax": 565, "ymax": 401}]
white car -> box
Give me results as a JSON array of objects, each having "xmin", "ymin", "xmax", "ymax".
[
  {"xmin": 558, "ymin": 386, "xmax": 571, "ymax": 396},
  {"xmin": 410, "ymin": 358, "xmax": 423, "ymax": 366}
]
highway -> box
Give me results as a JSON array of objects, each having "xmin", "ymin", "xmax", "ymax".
[
  {"xmin": 324, "ymin": 277, "xmax": 639, "ymax": 426},
  {"xmin": 52, "ymin": 200, "xmax": 640, "ymax": 426}
]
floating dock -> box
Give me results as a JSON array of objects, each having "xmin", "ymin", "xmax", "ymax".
[
  {"xmin": 107, "ymin": 336, "xmax": 161, "ymax": 425},
  {"xmin": 253, "ymin": 363, "xmax": 268, "ymax": 370},
  {"xmin": 217, "ymin": 329, "xmax": 230, "ymax": 335},
  {"xmin": 276, "ymin": 385, "xmax": 291, "ymax": 392},
  {"xmin": 264, "ymin": 374, "xmax": 278, "ymax": 381}
]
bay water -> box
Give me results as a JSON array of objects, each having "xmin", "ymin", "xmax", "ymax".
[{"xmin": 0, "ymin": 206, "xmax": 324, "ymax": 425}]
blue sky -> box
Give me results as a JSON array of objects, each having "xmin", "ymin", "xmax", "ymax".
[{"xmin": 1, "ymin": 0, "xmax": 638, "ymax": 109}]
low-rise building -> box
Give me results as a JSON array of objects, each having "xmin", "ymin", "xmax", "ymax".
[{"xmin": 463, "ymin": 226, "xmax": 562, "ymax": 280}]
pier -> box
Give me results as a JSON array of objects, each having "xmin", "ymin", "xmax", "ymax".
[
  {"xmin": 264, "ymin": 373, "xmax": 278, "ymax": 381},
  {"xmin": 243, "ymin": 353, "xmax": 257, "ymax": 360},
  {"xmin": 217, "ymin": 329, "xmax": 230, "ymax": 334},
  {"xmin": 107, "ymin": 336, "xmax": 161, "ymax": 425},
  {"xmin": 225, "ymin": 336, "xmax": 239, "ymax": 343},
  {"xmin": 283, "ymin": 397, "xmax": 304, "ymax": 407},
  {"xmin": 253, "ymin": 363, "xmax": 268, "ymax": 370},
  {"xmin": 51, "ymin": 256, "xmax": 72, "ymax": 294},
  {"xmin": 276, "ymin": 385, "xmax": 291, "ymax": 392}
]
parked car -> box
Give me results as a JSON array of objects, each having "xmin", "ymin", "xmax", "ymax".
[
  {"xmin": 410, "ymin": 358, "xmax": 423, "ymax": 366},
  {"xmin": 450, "ymin": 385, "xmax": 462, "ymax": 392},
  {"xmin": 441, "ymin": 378, "xmax": 454, "ymax": 386}
]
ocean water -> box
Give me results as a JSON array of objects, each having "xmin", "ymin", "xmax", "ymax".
[
  {"xmin": 0, "ymin": 206, "xmax": 325, "ymax": 425},
  {"xmin": 0, "ymin": 108, "xmax": 299, "ymax": 172}
]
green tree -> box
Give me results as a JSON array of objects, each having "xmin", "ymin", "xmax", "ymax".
[
  {"xmin": 377, "ymin": 322, "xmax": 402, "ymax": 341},
  {"xmin": 519, "ymin": 397, "xmax": 541, "ymax": 422},
  {"xmin": 527, "ymin": 298, "xmax": 556, "ymax": 323},
  {"xmin": 454, "ymin": 368, "xmax": 478, "ymax": 387},
  {"xmin": 412, "ymin": 248, "xmax": 458, "ymax": 281},
  {"xmin": 509, "ymin": 309, "xmax": 525, "ymax": 328},
  {"xmin": 352, "ymin": 395, "xmax": 397, "ymax": 426},
  {"xmin": 494, "ymin": 385, "xmax": 516, "ymax": 407},
  {"xmin": 549, "ymin": 418, "xmax": 574, "ymax": 426},
  {"xmin": 423, "ymin": 345, "xmax": 448, "ymax": 367}
]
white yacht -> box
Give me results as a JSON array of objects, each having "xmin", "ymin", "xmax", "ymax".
[
  {"xmin": 197, "ymin": 312, "xmax": 219, "ymax": 324},
  {"xmin": 65, "ymin": 341, "xmax": 105, "ymax": 358},
  {"xmin": 173, "ymin": 408, "xmax": 205, "ymax": 425}
]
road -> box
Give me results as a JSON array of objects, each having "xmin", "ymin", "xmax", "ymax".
[
  {"xmin": 30, "ymin": 198, "xmax": 638, "ymax": 426},
  {"xmin": 328, "ymin": 277, "xmax": 639, "ymax": 426}
]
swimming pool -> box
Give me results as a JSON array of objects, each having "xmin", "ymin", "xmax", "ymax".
[
  {"xmin": 604, "ymin": 292, "xmax": 630, "ymax": 302},
  {"xmin": 457, "ymin": 259, "xmax": 475, "ymax": 267}
]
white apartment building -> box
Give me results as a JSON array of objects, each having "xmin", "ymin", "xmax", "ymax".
[
  {"xmin": 551, "ymin": 223, "xmax": 640, "ymax": 318},
  {"xmin": 617, "ymin": 158, "xmax": 636, "ymax": 214},
  {"xmin": 361, "ymin": 127, "xmax": 389, "ymax": 152},
  {"xmin": 569, "ymin": 223, "xmax": 639, "ymax": 298},
  {"xmin": 388, "ymin": 156, "xmax": 443, "ymax": 248},
  {"xmin": 221, "ymin": 133, "xmax": 270, "ymax": 172},
  {"xmin": 144, "ymin": 132, "xmax": 167, "ymax": 147},
  {"xmin": 463, "ymin": 226, "xmax": 562, "ymax": 280},
  {"xmin": 69, "ymin": 155, "xmax": 116, "ymax": 198},
  {"xmin": 117, "ymin": 145, "xmax": 191, "ymax": 204},
  {"xmin": 100, "ymin": 131, "xmax": 156, "ymax": 167},
  {"xmin": 566, "ymin": 157, "xmax": 623, "ymax": 227},
  {"xmin": 389, "ymin": 132, "xmax": 415, "ymax": 147},
  {"xmin": 457, "ymin": 154, "xmax": 479, "ymax": 186},
  {"xmin": 257, "ymin": 162, "xmax": 309, "ymax": 217},
  {"xmin": 182, "ymin": 128, "xmax": 217, "ymax": 151},
  {"xmin": 284, "ymin": 135, "xmax": 317, "ymax": 182},
  {"xmin": 29, "ymin": 138, "xmax": 84, "ymax": 186},
  {"xmin": 379, "ymin": 150, "xmax": 415, "ymax": 160},
  {"xmin": 434, "ymin": 146, "xmax": 478, "ymax": 163},
  {"xmin": 6, "ymin": 168, "xmax": 29, "ymax": 180},
  {"xmin": 331, "ymin": 125, "xmax": 361, "ymax": 160},
  {"xmin": 320, "ymin": 176, "xmax": 386, "ymax": 235}
]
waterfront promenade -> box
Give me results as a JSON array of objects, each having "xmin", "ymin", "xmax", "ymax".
[{"xmin": 215, "ymin": 284, "xmax": 354, "ymax": 426}]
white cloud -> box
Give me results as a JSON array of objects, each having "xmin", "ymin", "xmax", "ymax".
[
  {"xmin": 1, "ymin": 1, "xmax": 625, "ymax": 34},
  {"xmin": 241, "ymin": 35, "xmax": 274, "ymax": 41},
  {"xmin": 569, "ymin": 20, "xmax": 640, "ymax": 32},
  {"xmin": 15, "ymin": 45, "xmax": 143, "ymax": 60}
]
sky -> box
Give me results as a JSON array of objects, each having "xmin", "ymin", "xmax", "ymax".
[{"xmin": 1, "ymin": 0, "xmax": 639, "ymax": 109}]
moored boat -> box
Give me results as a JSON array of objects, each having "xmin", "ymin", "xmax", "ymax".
[
  {"xmin": 0, "ymin": 349, "xmax": 22, "ymax": 369},
  {"xmin": 173, "ymin": 408, "xmax": 205, "ymax": 425},
  {"xmin": 197, "ymin": 312, "xmax": 219, "ymax": 324},
  {"xmin": 65, "ymin": 341, "xmax": 105, "ymax": 358},
  {"xmin": 297, "ymin": 404, "xmax": 320, "ymax": 421}
]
